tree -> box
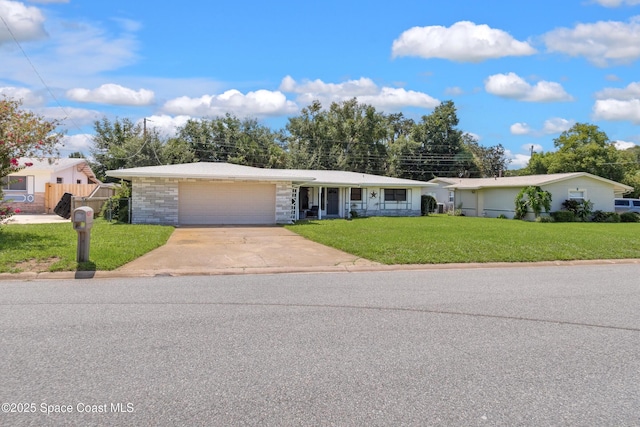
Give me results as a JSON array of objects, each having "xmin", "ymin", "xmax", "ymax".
[
  {"xmin": 619, "ymin": 145, "xmax": 640, "ymax": 197},
  {"xmin": 523, "ymin": 123, "xmax": 626, "ymax": 182},
  {"xmin": 464, "ymin": 137, "xmax": 511, "ymax": 178},
  {"xmin": 1, "ymin": 97, "xmax": 62, "ymax": 224},
  {"xmin": 176, "ymin": 115, "xmax": 285, "ymax": 168},
  {"xmin": 407, "ymin": 100, "xmax": 475, "ymax": 180},
  {"xmin": 324, "ymin": 98, "xmax": 389, "ymax": 174},
  {"xmin": 514, "ymin": 186, "xmax": 552, "ymax": 220},
  {"xmin": 286, "ymin": 98, "xmax": 389, "ymax": 173},
  {"xmin": 90, "ymin": 117, "xmax": 146, "ymax": 180}
]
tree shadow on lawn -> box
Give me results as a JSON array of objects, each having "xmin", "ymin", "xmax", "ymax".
[{"xmin": 0, "ymin": 230, "xmax": 71, "ymax": 253}]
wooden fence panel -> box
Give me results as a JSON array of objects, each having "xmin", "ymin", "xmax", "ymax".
[{"xmin": 45, "ymin": 183, "xmax": 97, "ymax": 213}]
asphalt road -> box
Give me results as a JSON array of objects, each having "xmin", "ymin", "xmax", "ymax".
[{"xmin": 0, "ymin": 265, "xmax": 638, "ymax": 426}]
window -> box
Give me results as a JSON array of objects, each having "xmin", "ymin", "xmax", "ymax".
[
  {"xmin": 76, "ymin": 179, "xmax": 82, "ymax": 184},
  {"xmin": 384, "ymin": 189, "xmax": 407, "ymax": 202},
  {"xmin": 615, "ymin": 199, "xmax": 629, "ymax": 206},
  {"xmin": 1, "ymin": 176, "xmax": 27, "ymax": 191},
  {"xmin": 449, "ymin": 191, "xmax": 454, "ymax": 203},
  {"xmin": 568, "ymin": 190, "xmax": 585, "ymax": 201},
  {"xmin": 633, "ymin": 201, "xmax": 640, "ymax": 207},
  {"xmin": 56, "ymin": 177, "xmax": 63, "ymax": 184},
  {"xmin": 350, "ymin": 188, "xmax": 362, "ymax": 201}
]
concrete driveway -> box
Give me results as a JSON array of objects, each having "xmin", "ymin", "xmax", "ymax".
[{"xmin": 117, "ymin": 226, "xmax": 379, "ymax": 275}]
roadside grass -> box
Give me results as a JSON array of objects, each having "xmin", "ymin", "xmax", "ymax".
[
  {"xmin": 285, "ymin": 215, "xmax": 640, "ymax": 264},
  {"xmin": 0, "ymin": 219, "xmax": 174, "ymax": 273}
]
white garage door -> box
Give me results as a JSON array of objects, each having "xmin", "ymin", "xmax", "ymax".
[{"xmin": 179, "ymin": 182, "xmax": 276, "ymax": 225}]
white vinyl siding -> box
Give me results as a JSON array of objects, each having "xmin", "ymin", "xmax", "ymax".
[{"xmin": 179, "ymin": 182, "xmax": 276, "ymax": 225}]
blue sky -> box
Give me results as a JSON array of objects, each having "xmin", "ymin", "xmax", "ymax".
[{"xmin": 2, "ymin": 0, "xmax": 640, "ymax": 168}]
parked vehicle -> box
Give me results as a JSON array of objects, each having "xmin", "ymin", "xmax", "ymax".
[{"xmin": 614, "ymin": 198, "xmax": 640, "ymax": 214}]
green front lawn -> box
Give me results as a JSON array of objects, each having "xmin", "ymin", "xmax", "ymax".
[
  {"xmin": 0, "ymin": 219, "xmax": 174, "ymax": 273},
  {"xmin": 285, "ymin": 215, "xmax": 640, "ymax": 264}
]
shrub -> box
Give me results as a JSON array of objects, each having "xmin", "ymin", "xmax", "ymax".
[
  {"xmin": 535, "ymin": 216, "xmax": 554, "ymax": 223},
  {"xmin": 620, "ymin": 212, "xmax": 640, "ymax": 223},
  {"xmin": 575, "ymin": 200, "xmax": 593, "ymax": 222},
  {"xmin": 497, "ymin": 214, "xmax": 508, "ymax": 219},
  {"xmin": 550, "ymin": 211, "xmax": 575, "ymax": 222},
  {"xmin": 349, "ymin": 210, "xmax": 359, "ymax": 219},
  {"xmin": 592, "ymin": 211, "xmax": 620, "ymax": 223},
  {"xmin": 421, "ymin": 195, "xmax": 437, "ymax": 216},
  {"xmin": 561, "ymin": 199, "xmax": 580, "ymax": 214}
]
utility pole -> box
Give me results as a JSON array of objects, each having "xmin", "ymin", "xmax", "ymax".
[{"xmin": 530, "ymin": 145, "xmax": 534, "ymax": 157}]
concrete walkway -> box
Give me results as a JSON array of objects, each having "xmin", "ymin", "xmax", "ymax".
[
  {"xmin": 7, "ymin": 214, "xmax": 69, "ymax": 224},
  {"xmin": 116, "ymin": 226, "xmax": 380, "ymax": 276}
]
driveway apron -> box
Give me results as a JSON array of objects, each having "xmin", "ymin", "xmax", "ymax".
[{"xmin": 117, "ymin": 226, "xmax": 378, "ymax": 274}]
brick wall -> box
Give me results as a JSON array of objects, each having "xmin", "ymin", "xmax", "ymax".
[
  {"xmin": 131, "ymin": 177, "xmax": 179, "ymax": 225},
  {"xmin": 3, "ymin": 193, "xmax": 45, "ymax": 214},
  {"xmin": 275, "ymin": 183, "xmax": 293, "ymax": 224}
]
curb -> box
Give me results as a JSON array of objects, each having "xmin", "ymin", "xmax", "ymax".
[{"xmin": 1, "ymin": 258, "xmax": 639, "ymax": 281}]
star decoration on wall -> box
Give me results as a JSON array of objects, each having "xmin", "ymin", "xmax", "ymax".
[{"xmin": 370, "ymin": 191, "xmax": 377, "ymax": 198}]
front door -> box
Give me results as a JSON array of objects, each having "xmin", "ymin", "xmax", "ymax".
[{"xmin": 327, "ymin": 188, "xmax": 339, "ymax": 215}]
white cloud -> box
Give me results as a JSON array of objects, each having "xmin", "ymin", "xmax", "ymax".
[
  {"xmin": 0, "ymin": 0, "xmax": 47, "ymax": 44},
  {"xmin": 485, "ymin": 72, "xmax": 573, "ymax": 102},
  {"xmin": 445, "ymin": 86, "xmax": 464, "ymax": 96},
  {"xmin": 504, "ymin": 149, "xmax": 532, "ymax": 168},
  {"xmin": 542, "ymin": 16, "xmax": 640, "ymax": 67},
  {"xmin": 26, "ymin": 0, "xmax": 69, "ymax": 3},
  {"xmin": 60, "ymin": 133, "xmax": 93, "ymax": 155},
  {"xmin": 523, "ymin": 143, "xmax": 544, "ymax": 153},
  {"xmin": 162, "ymin": 89, "xmax": 298, "ymax": 118},
  {"xmin": 593, "ymin": 99, "xmax": 640, "ymax": 123},
  {"xmin": 391, "ymin": 21, "xmax": 536, "ymax": 62},
  {"xmin": 614, "ymin": 140, "xmax": 637, "ymax": 149},
  {"xmin": 280, "ymin": 76, "xmax": 440, "ymax": 110},
  {"xmin": 2, "ymin": 16, "xmax": 141, "ymax": 89},
  {"xmin": 0, "ymin": 86, "xmax": 44, "ymax": 106},
  {"xmin": 510, "ymin": 118, "xmax": 574, "ymax": 136},
  {"xmin": 595, "ymin": 82, "xmax": 640, "ymax": 100},
  {"xmin": 510, "ymin": 123, "xmax": 532, "ymax": 135},
  {"xmin": 38, "ymin": 106, "xmax": 102, "ymax": 126},
  {"xmin": 67, "ymin": 83, "xmax": 155, "ymax": 106},
  {"xmin": 592, "ymin": 0, "xmax": 640, "ymax": 7},
  {"xmin": 280, "ymin": 75, "xmax": 377, "ymax": 96},
  {"xmin": 137, "ymin": 114, "xmax": 191, "ymax": 137},
  {"xmin": 542, "ymin": 117, "xmax": 574, "ymax": 134}
]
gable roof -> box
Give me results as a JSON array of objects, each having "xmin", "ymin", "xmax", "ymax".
[
  {"xmin": 106, "ymin": 162, "xmax": 436, "ymax": 188},
  {"xmin": 11, "ymin": 158, "xmax": 99, "ymax": 183},
  {"xmin": 435, "ymin": 172, "xmax": 633, "ymax": 193}
]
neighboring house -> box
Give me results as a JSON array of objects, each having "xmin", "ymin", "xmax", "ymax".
[
  {"xmin": 106, "ymin": 162, "xmax": 436, "ymax": 225},
  {"xmin": 2, "ymin": 158, "xmax": 99, "ymax": 214},
  {"xmin": 422, "ymin": 177, "xmax": 458, "ymax": 213},
  {"xmin": 426, "ymin": 173, "xmax": 633, "ymax": 219}
]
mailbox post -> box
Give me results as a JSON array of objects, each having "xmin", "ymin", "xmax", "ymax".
[{"xmin": 72, "ymin": 206, "xmax": 94, "ymax": 263}]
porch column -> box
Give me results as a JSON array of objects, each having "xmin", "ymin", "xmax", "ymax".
[
  {"xmin": 318, "ymin": 187, "xmax": 322, "ymax": 220},
  {"xmin": 346, "ymin": 188, "xmax": 351, "ymax": 218}
]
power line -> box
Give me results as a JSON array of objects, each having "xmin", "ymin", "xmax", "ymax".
[{"xmin": 0, "ymin": 14, "xmax": 84, "ymax": 133}]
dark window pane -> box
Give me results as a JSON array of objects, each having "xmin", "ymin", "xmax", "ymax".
[
  {"xmin": 384, "ymin": 189, "xmax": 407, "ymax": 201},
  {"xmin": 2, "ymin": 176, "xmax": 27, "ymax": 191},
  {"xmin": 350, "ymin": 188, "xmax": 362, "ymax": 201}
]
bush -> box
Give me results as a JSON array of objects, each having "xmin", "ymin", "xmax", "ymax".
[
  {"xmin": 535, "ymin": 216, "xmax": 554, "ymax": 223},
  {"xmin": 620, "ymin": 212, "xmax": 640, "ymax": 223},
  {"xmin": 561, "ymin": 199, "xmax": 580, "ymax": 214},
  {"xmin": 592, "ymin": 211, "xmax": 620, "ymax": 223},
  {"xmin": 550, "ymin": 211, "xmax": 575, "ymax": 222},
  {"xmin": 497, "ymin": 214, "xmax": 508, "ymax": 219},
  {"xmin": 421, "ymin": 195, "xmax": 437, "ymax": 216}
]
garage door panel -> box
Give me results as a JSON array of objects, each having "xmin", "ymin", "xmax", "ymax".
[{"xmin": 179, "ymin": 182, "xmax": 276, "ymax": 225}]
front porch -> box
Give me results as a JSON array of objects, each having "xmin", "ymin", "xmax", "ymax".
[{"xmin": 292, "ymin": 185, "xmax": 420, "ymax": 220}]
